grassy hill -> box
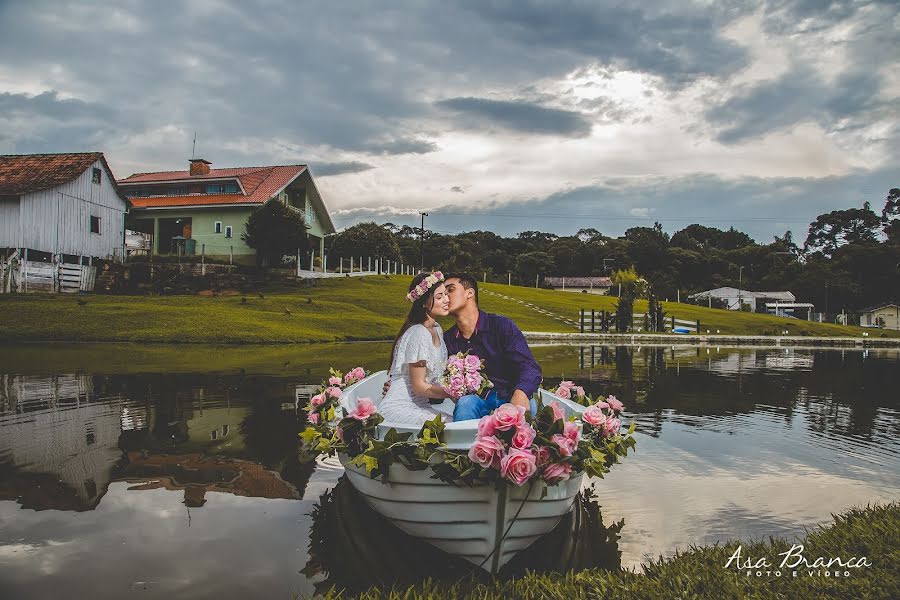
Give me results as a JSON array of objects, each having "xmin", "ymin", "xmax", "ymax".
[{"xmin": 0, "ymin": 275, "xmax": 896, "ymax": 343}]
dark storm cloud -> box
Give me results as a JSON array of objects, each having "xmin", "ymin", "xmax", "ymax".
[
  {"xmin": 436, "ymin": 97, "xmax": 593, "ymax": 136},
  {"xmin": 707, "ymin": 0, "xmax": 899, "ymax": 143},
  {"xmin": 312, "ymin": 161, "xmax": 376, "ymax": 177},
  {"xmin": 0, "ymin": 0, "xmax": 751, "ymax": 166},
  {"xmin": 459, "ymin": 0, "xmax": 749, "ymax": 84}
]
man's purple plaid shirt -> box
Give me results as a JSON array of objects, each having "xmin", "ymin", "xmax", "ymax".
[{"xmin": 444, "ymin": 310, "xmax": 542, "ymax": 400}]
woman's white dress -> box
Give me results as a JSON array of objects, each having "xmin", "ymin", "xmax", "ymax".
[{"xmin": 378, "ymin": 323, "xmax": 452, "ymax": 425}]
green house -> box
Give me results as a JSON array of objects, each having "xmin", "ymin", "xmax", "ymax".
[{"xmin": 120, "ymin": 159, "xmax": 335, "ymax": 265}]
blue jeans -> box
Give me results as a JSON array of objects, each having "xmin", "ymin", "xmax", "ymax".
[{"xmin": 452, "ymin": 390, "xmax": 538, "ymax": 422}]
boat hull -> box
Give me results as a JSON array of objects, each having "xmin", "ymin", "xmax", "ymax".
[{"xmin": 341, "ymin": 456, "xmax": 583, "ymax": 572}]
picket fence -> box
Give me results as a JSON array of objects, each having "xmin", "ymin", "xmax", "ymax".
[{"xmin": 1, "ymin": 251, "xmax": 96, "ymax": 294}]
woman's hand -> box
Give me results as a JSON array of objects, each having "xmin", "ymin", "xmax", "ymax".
[{"xmin": 409, "ymin": 361, "xmax": 450, "ymax": 398}]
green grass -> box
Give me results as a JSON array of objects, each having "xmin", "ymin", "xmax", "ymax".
[
  {"xmin": 0, "ymin": 276, "xmax": 896, "ymax": 343},
  {"xmin": 311, "ymin": 502, "xmax": 899, "ymax": 600}
]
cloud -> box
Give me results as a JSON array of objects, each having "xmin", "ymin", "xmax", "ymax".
[
  {"xmin": 450, "ymin": 186, "xmax": 464, "ymax": 193},
  {"xmin": 312, "ymin": 161, "xmax": 375, "ymax": 177},
  {"xmin": 630, "ymin": 207, "xmax": 652, "ymax": 217},
  {"xmin": 436, "ymin": 97, "xmax": 593, "ymax": 137}
]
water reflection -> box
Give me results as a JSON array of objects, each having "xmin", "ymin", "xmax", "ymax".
[{"xmin": 0, "ymin": 344, "xmax": 898, "ymax": 597}]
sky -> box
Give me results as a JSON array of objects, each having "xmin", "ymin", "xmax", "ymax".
[{"xmin": 0, "ymin": 0, "xmax": 897, "ymax": 243}]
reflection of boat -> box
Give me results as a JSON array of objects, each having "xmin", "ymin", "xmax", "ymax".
[{"xmin": 339, "ymin": 371, "xmax": 587, "ymax": 574}]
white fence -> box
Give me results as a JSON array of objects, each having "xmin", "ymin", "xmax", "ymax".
[{"xmin": 1, "ymin": 251, "xmax": 96, "ymax": 293}]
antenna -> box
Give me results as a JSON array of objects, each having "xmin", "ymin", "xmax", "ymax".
[{"xmin": 192, "ymin": 132, "xmax": 197, "ymax": 159}]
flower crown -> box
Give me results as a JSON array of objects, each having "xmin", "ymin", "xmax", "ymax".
[{"xmin": 406, "ymin": 271, "xmax": 445, "ymax": 303}]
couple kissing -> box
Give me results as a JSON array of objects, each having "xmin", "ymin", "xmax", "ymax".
[{"xmin": 379, "ymin": 271, "xmax": 542, "ymax": 425}]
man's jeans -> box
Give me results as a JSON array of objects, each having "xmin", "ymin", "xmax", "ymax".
[{"xmin": 452, "ymin": 390, "xmax": 538, "ymax": 422}]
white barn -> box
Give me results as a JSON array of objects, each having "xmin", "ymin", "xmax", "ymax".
[{"xmin": 0, "ymin": 152, "xmax": 129, "ymax": 261}]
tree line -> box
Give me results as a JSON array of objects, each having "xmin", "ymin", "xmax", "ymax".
[{"xmin": 321, "ymin": 189, "xmax": 899, "ymax": 317}]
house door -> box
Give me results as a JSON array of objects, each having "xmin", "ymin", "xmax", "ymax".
[{"xmin": 182, "ymin": 222, "xmax": 192, "ymax": 238}]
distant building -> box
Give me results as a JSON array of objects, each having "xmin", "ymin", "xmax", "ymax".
[
  {"xmin": 859, "ymin": 303, "xmax": 900, "ymax": 331},
  {"xmin": 544, "ymin": 276, "xmax": 612, "ymax": 295},
  {"xmin": 688, "ymin": 287, "xmax": 800, "ymax": 313},
  {"xmin": 119, "ymin": 159, "xmax": 335, "ymax": 266},
  {"xmin": 0, "ymin": 152, "xmax": 129, "ymax": 261}
]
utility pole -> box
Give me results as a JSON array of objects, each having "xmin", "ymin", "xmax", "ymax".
[
  {"xmin": 419, "ymin": 211, "xmax": 428, "ymax": 271},
  {"xmin": 738, "ymin": 266, "xmax": 744, "ymax": 310},
  {"xmin": 825, "ymin": 283, "xmax": 829, "ymax": 321}
]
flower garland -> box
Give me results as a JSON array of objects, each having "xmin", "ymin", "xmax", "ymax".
[
  {"xmin": 300, "ymin": 368, "xmax": 637, "ymax": 488},
  {"xmin": 405, "ymin": 271, "xmax": 444, "ymax": 303}
]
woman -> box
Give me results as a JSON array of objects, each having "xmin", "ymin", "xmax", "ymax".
[{"xmin": 378, "ymin": 271, "xmax": 453, "ymax": 424}]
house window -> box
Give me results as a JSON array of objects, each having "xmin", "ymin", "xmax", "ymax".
[
  {"xmin": 225, "ymin": 225, "xmax": 233, "ymax": 238},
  {"xmin": 90, "ymin": 215, "xmax": 101, "ymax": 234},
  {"xmin": 92, "ymin": 167, "xmax": 101, "ymax": 184},
  {"xmin": 307, "ymin": 209, "xmax": 316, "ymax": 223},
  {"xmin": 206, "ymin": 182, "xmax": 239, "ymax": 194},
  {"xmin": 214, "ymin": 221, "xmax": 222, "ymax": 233}
]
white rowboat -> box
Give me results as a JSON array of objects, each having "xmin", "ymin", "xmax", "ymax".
[{"xmin": 338, "ymin": 371, "xmax": 586, "ymax": 573}]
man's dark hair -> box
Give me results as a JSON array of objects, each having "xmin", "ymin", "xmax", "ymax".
[{"xmin": 447, "ymin": 272, "xmax": 478, "ymax": 304}]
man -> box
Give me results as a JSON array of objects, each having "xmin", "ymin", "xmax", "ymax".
[{"xmin": 442, "ymin": 272, "xmax": 542, "ymax": 421}]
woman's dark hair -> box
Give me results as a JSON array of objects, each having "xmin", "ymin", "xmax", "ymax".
[{"xmin": 390, "ymin": 273, "xmax": 442, "ymax": 365}]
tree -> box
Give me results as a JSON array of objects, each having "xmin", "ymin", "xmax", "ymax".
[
  {"xmin": 611, "ymin": 267, "xmax": 641, "ymax": 332},
  {"xmin": 326, "ymin": 222, "xmax": 401, "ymax": 265},
  {"xmin": 882, "ymin": 188, "xmax": 900, "ymax": 244},
  {"xmin": 242, "ymin": 199, "xmax": 308, "ymax": 267},
  {"xmin": 514, "ymin": 251, "xmax": 554, "ymax": 285},
  {"xmin": 804, "ymin": 204, "xmax": 881, "ymax": 256}
]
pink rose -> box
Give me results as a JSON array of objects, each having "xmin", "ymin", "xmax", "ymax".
[
  {"xmin": 582, "ymin": 405, "xmax": 608, "ymax": 427},
  {"xmin": 449, "ymin": 373, "xmax": 466, "ymax": 390},
  {"xmin": 575, "ymin": 386, "xmax": 585, "ymax": 398},
  {"xmin": 594, "ymin": 400, "xmax": 610, "ymax": 410},
  {"xmin": 464, "ymin": 354, "xmax": 481, "ymax": 371},
  {"xmin": 542, "ymin": 462, "xmax": 573, "ymax": 484},
  {"xmin": 335, "ymin": 427, "xmax": 344, "ymax": 441},
  {"xmin": 602, "ymin": 417, "xmax": 622, "ymax": 438},
  {"xmin": 348, "ymin": 397, "xmax": 376, "ymax": 421},
  {"xmin": 491, "ymin": 403, "xmax": 526, "ymax": 431},
  {"xmin": 307, "ymin": 412, "xmax": 319, "ymax": 424},
  {"xmin": 511, "ymin": 423, "xmax": 536, "ymax": 449},
  {"xmin": 329, "ymin": 376, "xmax": 342, "ymax": 386},
  {"xmin": 311, "ymin": 394, "xmax": 325, "ymax": 406},
  {"xmin": 464, "ymin": 372, "xmax": 482, "ymax": 391},
  {"xmin": 552, "ymin": 434, "xmax": 577, "ymax": 457},
  {"xmin": 563, "ymin": 421, "xmax": 580, "ymax": 443},
  {"xmin": 558, "ymin": 380, "xmax": 574, "ymax": 391},
  {"xmin": 549, "ymin": 401, "xmax": 565, "ymax": 422},
  {"xmin": 477, "ymin": 414, "xmax": 497, "ymax": 438},
  {"xmin": 533, "ymin": 446, "xmax": 550, "ymax": 466},
  {"xmin": 449, "ymin": 355, "xmax": 464, "ymax": 371},
  {"xmin": 500, "ymin": 448, "xmax": 538, "ymax": 485},
  {"xmin": 468, "ymin": 435, "xmax": 505, "ymax": 469},
  {"xmin": 555, "ymin": 386, "xmax": 571, "ymax": 400},
  {"xmin": 327, "ymin": 386, "xmax": 342, "ymax": 399},
  {"xmin": 606, "ymin": 395, "xmax": 624, "ymax": 413}
]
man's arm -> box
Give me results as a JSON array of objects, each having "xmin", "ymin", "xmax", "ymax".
[{"xmin": 502, "ymin": 318, "xmax": 542, "ymax": 408}]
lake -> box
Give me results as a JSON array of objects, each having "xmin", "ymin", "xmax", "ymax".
[{"xmin": 1, "ymin": 342, "xmax": 898, "ymax": 597}]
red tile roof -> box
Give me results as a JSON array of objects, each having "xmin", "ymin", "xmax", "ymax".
[
  {"xmin": 0, "ymin": 152, "xmax": 122, "ymax": 196},
  {"xmin": 120, "ymin": 165, "xmax": 307, "ymax": 208}
]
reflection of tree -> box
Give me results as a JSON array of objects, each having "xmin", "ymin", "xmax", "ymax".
[{"xmin": 304, "ymin": 477, "xmax": 623, "ymax": 594}]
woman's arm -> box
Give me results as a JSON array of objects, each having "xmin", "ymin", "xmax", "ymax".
[{"xmin": 408, "ymin": 361, "xmax": 450, "ymax": 398}]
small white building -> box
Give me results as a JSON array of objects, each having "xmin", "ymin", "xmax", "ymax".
[
  {"xmin": 859, "ymin": 303, "xmax": 900, "ymax": 331},
  {"xmin": 688, "ymin": 287, "xmax": 797, "ymax": 312},
  {"xmin": 0, "ymin": 152, "xmax": 129, "ymax": 261}
]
